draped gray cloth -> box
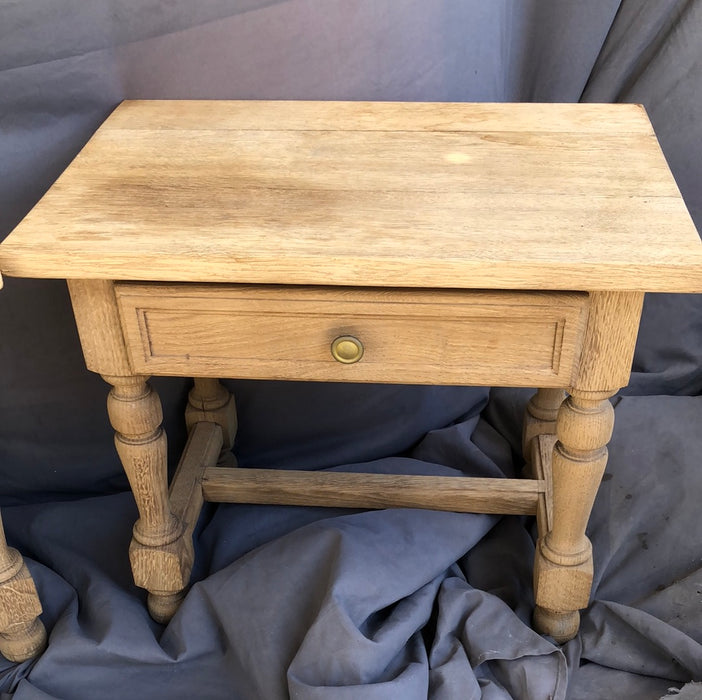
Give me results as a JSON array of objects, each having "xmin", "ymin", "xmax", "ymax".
[{"xmin": 1, "ymin": 2, "xmax": 701, "ymax": 697}]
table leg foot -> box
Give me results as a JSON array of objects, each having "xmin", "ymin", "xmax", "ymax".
[
  {"xmin": 0, "ymin": 617, "xmax": 47, "ymax": 663},
  {"xmin": 0, "ymin": 524, "xmax": 46, "ymax": 661},
  {"xmin": 147, "ymin": 590, "xmax": 187, "ymax": 624},
  {"xmin": 533, "ymin": 605, "xmax": 579, "ymax": 644}
]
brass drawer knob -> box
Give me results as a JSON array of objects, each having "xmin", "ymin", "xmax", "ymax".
[{"xmin": 331, "ymin": 335, "xmax": 364, "ymax": 364}]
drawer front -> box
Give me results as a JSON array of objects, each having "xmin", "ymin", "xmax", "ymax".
[{"xmin": 115, "ymin": 284, "xmax": 589, "ymax": 387}]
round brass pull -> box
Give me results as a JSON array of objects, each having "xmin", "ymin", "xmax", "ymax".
[{"xmin": 331, "ymin": 335, "xmax": 364, "ymax": 364}]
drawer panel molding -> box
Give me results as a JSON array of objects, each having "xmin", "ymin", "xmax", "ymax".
[{"xmin": 115, "ymin": 284, "xmax": 589, "ymax": 387}]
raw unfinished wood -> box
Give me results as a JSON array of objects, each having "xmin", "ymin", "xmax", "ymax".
[
  {"xmin": 105, "ymin": 100, "xmax": 659, "ymax": 134},
  {"xmin": 185, "ymin": 378, "xmax": 238, "ymax": 464},
  {"xmin": 532, "ymin": 433, "xmax": 556, "ymax": 536},
  {"xmin": 115, "ymin": 284, "xmax": 589, "ymax": 387},
  {"xmin": 201, "ymin": 468, "xmax": 544, "ymax": 515},
  {"xmin": 530, "ymin": 292, "xmax": 644, "ymax": 641},
  {"xmin": 533, "ymin": 390, "xmax": 615, "ymax": 642},
  {"xmin": 573, "ymin": 292, "xmax": 645, "ymax": 394},
  {"xmin": 168, "ymin": 421, "xmax": 223, "ymax": 541},
  {"xmin": 104, "ymin": 374, "xmax": 191, "ymax": 623},
  {"xmin": 2, "ymin": 101, "xmax": 699, "ymax": 640},
  {"xmin": 160, "ymin": 420, "xmax": 222, "ymax": 622},
  {"xmin": 67, "ymin": 279, "xmax": 134, "ymax": 376},
  {"xmin": 0, "ymin": 515, "xmax": 46, "ymax": 662},
  {"xmin": 1, "ymin": 275, "xmax": 45, "ymax": 661},
  {"xmin": 2, "ymin": 102, "xmax": 701, "ymax": 292},
  {"xmin": 522, "ymin": 388, "xmax": 567, "ymax": 469}
]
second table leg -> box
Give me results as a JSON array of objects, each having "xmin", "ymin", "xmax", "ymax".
[
  {"xmin": 522, "ymin": 388, "xmax": 566, "ymax": 476},
  {"xmin": 533, "ymin": 389, "xmax": 614, "ymax": 642},
  {"xmin": 185, "ymin": 378, "xmax": 238, "ymax": 465},
  {"xmin": 104, "ymin": 374, "xmax": 193, "ymax": 623}
]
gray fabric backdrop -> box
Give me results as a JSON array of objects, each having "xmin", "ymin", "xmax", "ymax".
[{"xmin": 1, "ymin": 2, "xmax": 701, "ymax": 698}]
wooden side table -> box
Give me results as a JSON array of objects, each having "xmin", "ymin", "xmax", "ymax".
[
  {"xmin": 1, "ymin": 101, "xmax": 700, "ymax": 643},
  {"xmin": 0, "ymin": 275, "xmax": 47, "ymax": 662}
]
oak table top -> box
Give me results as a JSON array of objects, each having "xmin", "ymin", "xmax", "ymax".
[{"xmin": 1, "ymin": 100, "xmax": 701, "ymax": 291}]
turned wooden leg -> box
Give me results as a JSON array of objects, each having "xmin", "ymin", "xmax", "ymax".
[
  {"xmin": 533, "ymin": 390, "xmax": 614, "ymax": 642},
  {"xmin": 185, "ymin": 378, "xmax": 237, "ymax": 466},
  {"xmin": 104, "ymin": 374, "xmax": 193, "ymax": 623},
  {"xmin": 522, "ymin": 388, "xmax": 567, "ymax": 476},
  {"xmin": 0, "ymin": 515, "xmax": 46, "ymax": 661}
]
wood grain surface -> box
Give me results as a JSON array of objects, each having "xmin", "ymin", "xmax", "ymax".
[
  {"xmin": 1, "ymin": 101, "xmax": 700, "ymax": 292},
  {"xmin": 114, "ymin": 283, "xmax": 589, "ymax": 386},
  {"xmin": 201, "ymin": 467, "xmax": 544, "ymax": 515}
]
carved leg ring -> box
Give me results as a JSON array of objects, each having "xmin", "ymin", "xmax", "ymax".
[
  {"xmin": 0, "ymin": 516, "xmax": 46, "ymax": 661},
  {"xmin": 105, "ymin": 375, "xmax": 193, "ymax": 623},
  {"xmin": 533, "ymin": 391, "xmax": 614, "ymax": 642}
]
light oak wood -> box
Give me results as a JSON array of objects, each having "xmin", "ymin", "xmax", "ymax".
[
  {"xmin": 115, "ymin": 284, "xmax": 589, "ymax": 387},
  {"xmin": 528, "ymin": 435, "xmax": 560, "ymax": 644},
  {"xmin": 105, "ymin": 100, "xmax": 659, "ymax": 134},
  {"xmin": 2, "ymin": 102, "xmax": 699, "ymax": 640},
  {"xmin": 151, "ymin": 419, "xmax": 223, "ymax": 622},
  {"xmin": 533, "ymin": 392, "xmax": 615, "ymax": 642},
  {"xmin": 574, "ymin": 292, "xmax": 645, "ymax": 394},
  {"xmin": 104, "ymin": 374, "xmax": 192, "ymax": 622},
  {"xmin": 185, "ymin": 378, "xmax": 237, "ymax": 465},
  {"xmin": 532, "ymin": 433, "xmax": 556, "ymax": 536},
  {"xmin": 201, "ymin": 468, "xmax": 544, "ymax": 515},
  {"xmin": 67, "ymin": 279, "xmax": 133, "ymax": 376},
  {"xmin": 138, "ymin": 421, "xmax": 223, "ymax": 623},
  {"xmin": 1, "ymin": 102, "xmax": 701, "ymax": 292},
  {"xmin": 0, "ymin": 515, "xmax": 46, "ymax": 662},
  {"xmin": 169, "ymin": 421, "xmax": 222, "ymax": 534},
  {"xmin": 66, "ymin": 279, "xmax": 200, "ymax": 622},
  {"xmin": 522, "ymin": 388, "xmax": 567, "ymax": 470}
]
